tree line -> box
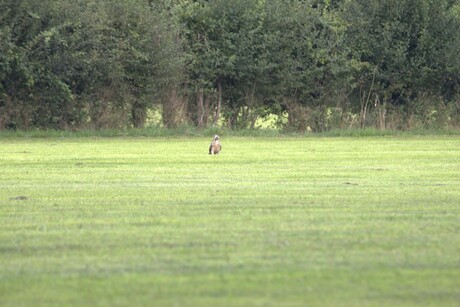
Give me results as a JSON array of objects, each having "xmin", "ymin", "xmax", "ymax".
[{"xmin": 1, "ymin": 0, "xmax": 459, "ymax": 131}]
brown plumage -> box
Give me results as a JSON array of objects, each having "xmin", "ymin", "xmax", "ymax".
[{"xmin": 209, "ymin": 135, "xmax": 222, "ymax": 155}]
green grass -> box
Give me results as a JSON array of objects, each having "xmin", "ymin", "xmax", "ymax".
[
  {"xmin": 1, "ymin": 136, "xmax": 460, "ymax": 306},
  {"xmin": 1, "ymin": 126, "xmax": 460, "ymax": 139}
]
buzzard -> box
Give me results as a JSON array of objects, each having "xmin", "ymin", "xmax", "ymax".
[{"xmin": 209, "ymin": 135, "xmax": 222, "ymax": 155}]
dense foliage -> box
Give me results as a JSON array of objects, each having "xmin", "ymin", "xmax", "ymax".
[{"xmin": 1, "ymin": 0, "xmax": 459, "ymax": 130}]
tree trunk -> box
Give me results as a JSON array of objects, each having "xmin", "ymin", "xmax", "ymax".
[
  {"xmin": 131, "ymin": 100, "xmax": 146, "ymax": 128},
  {"xmin": 213, "ymin": 81, "xmax": 222, "ymax": 126},
  {"xmin": 376, "ymin": 97, "xmax": 386, "ymax": 130},
  {"xmin": 197, "ymin": 88, "xmax": 205, "ymax": 127},
  {"xmin": 284, "ymin": 98, "xmax": 308, "ymax": 132},
  {"xmin": 162, "ymin": 88, "xmax": 185, "ymax": 128}
]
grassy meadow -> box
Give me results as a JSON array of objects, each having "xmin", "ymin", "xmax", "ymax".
[{"xmin": 1, "ymin": 134, "xmax": 460, "ymax": 306}]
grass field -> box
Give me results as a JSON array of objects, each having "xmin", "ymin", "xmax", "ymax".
[{"xmin": 1, "ymin": 135, "xmax": 459, "ymax": 306}]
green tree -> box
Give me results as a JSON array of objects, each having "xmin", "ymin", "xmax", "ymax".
[
  {"xmin": 1, "ymin": 0, "xmax": 182, "ymax": 130},
  {"xmin": 179, "ymin": 0, "xmax": 268, "ymax": 128},
  {"xmin": 342, "ymin": 0, "xmax": 460, "ymax": 128},
  {"xmin": 261, "ymin": 0, "xmax": 350, "ymax": 131},
  {"xmin": 0, "ymin": 0, "xmax": 74, "ymax": 129}
]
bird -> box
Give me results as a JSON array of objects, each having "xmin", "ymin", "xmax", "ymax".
[{"xmin": 209, "ymin": 135, "xmax": 222, "ymax": 155}]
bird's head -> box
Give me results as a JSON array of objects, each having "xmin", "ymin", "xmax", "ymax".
[{"xmin": 214, "ymin": 135, "xmax": 219, "ymax": 140}]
